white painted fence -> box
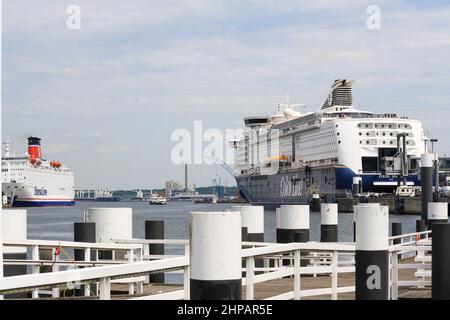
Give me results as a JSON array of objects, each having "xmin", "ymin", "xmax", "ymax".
[{"xmin": 0, "ymin": 231, "xmax": 433, "ymax": 300}]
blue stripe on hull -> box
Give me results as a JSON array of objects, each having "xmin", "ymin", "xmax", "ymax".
[
  {"xmin": 12, "ymin": 201, "xmax": 76, "ymax": 207},
  {"xmin": 334, "ymin": 167, "xmax": 421, "ymax": 190}
]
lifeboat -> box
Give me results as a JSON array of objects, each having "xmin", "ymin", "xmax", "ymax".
[
  {"xmin": 50, "ymin": 161, "xmax": 62, "ymax": 168},
  {"xmin": 30, "ymin": 158, "xmax": 42, "ymax": 166}
]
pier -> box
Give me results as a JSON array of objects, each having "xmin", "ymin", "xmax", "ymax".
[{"xmin": 1, "ymin": 204, "xmax": 444, "ymax": 300}]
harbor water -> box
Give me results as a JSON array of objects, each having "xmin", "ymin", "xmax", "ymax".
[
  {"xmin": 28, "ymin": 201, "xmax": 422, "ymax": 243},
  {"xmin": 21, "ymin": 201, "xmax": 445, "ymax": 284}
]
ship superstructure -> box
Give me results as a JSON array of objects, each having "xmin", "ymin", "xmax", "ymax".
[
  {"xmin": 2, "ymin": 137, "xmax": 75, "ymax": 206},
  {"xmin": 231, "ymin": 79, "xmax": 427, "ymax": 207}
]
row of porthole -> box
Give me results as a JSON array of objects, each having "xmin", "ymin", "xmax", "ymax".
[
  {"xmin": 357, "ymin": 123, "xmax": 411, "ymax": 129},
  {"xmin": 358, "ymin": 132, "xmax": 411, "ymax": 137},
  {"xmin": 359, "ymin": 140, "xmax": 412, "ymax": 145}
]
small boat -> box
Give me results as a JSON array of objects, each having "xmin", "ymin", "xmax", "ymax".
[{"xmin": 149, "ymin": 194, "xmax": 167, "ymax": 205}]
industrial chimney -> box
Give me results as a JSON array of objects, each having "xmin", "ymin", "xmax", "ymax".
[{"xmin": 184, "ymin": 163, "xmax": 188, "ymax": 192}]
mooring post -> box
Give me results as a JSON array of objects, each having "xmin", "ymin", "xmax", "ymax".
[
  {"xmin": 416, "ymin": 219, "xmax": 427, "ymax": 239},
  {"xmin": 145, "ymin": 220, "xmax": 165, "ymax": 284},
  {"xmin": 312, "ymin": 193, "xmax": 321, "ymax": 212},
  {"xmin": 234, "ymin": 206, "xmax": 264, "ymax": 242},
  {"xmin": 353, "ymin": 203, "xmax": 379, "ymax": 243},
  {"xmin": 320, "ymin": 203, "xmax": 338, "ymax": 242},
  {"xmin": 74, "ymin": 222, "xmax": 96, "ymax": 296},
  {"xmin": 427, "ymin": 202, "xmax": 448, "ymax": 231},
  {"xmin": 235, "ymin": 206, "xmax": 264, "ymax": 274},
  {"xmin": 0, "ymin": 212, "xmax": 3, "ymax": 300},
  {"xmin": 355, "ymin": 204, "xmax": 389, "ymax": 300},
  {"xmin": 421, "ymin": 153, "xmax": 434, "ymax": 222},
  {"xmin": 432, "ymin": 223, "xmax": 450, "ymax": 299},
  {"xmin": 278, "ymin": 205, "xmax": 310, "ymax": 266},
  {"xmin": 276, "ymin": 207, "xmax": 281, "ymax": 243},
  {"xmin": 391, "ymin": 222, "xmax": 402, "ymax": 245},
  {"xmin": 190, "ymin": 211, "xmax": 242, "ymax": 300},
  {"xmin": 241, "ymin": 227, "xmax": 248, "ymax": 242}
]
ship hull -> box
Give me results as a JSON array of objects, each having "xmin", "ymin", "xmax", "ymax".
[
  {"xmin": 236, "ymin": 165, "xmax": 420, "ymax": 209},
  {"xmin": 2, "ymin": 183, "xmax": 75, "ymax": 207}
]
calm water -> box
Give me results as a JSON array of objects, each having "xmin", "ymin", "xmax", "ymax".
[
  {"xmin": 27, "ymin": 201, "xmax": 422, "ymax": 244},
  {"xmin": 24, "ymin": 201, "xmax": 423, "ymax": 283}
]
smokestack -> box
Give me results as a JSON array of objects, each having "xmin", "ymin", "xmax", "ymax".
[
  {"xmin": 27, "ymin": 137, "xmax": 42, "ymax": 160},
  {"xmin": 185, "ymin": 163, "xmax": 188, "ymax": 192}
]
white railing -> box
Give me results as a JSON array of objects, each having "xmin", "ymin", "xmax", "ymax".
[
  {"xmin": 1, "ymin": 239, "xmax": 144, "ymax": 298},
  {"xmin": 0, "ymin": 231, "xmax": 434, "ymax": 300},
  {"xmin": 0, "ymin": 256, "xmax": 189, "ymax": 300}
]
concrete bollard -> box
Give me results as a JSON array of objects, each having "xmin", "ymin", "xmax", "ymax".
[
  {"xmin": 86, "ymin": 208, "xmax": 133, "ymax": 260},
  {"xmin": 275, "ymin": 208, "xmax": 281, "ymax": 243},
  {"xmin": 234, "ymin": 206, "xmax": 264, "ymax": 242},
  {"xmin": 0, "ymin": 212, "xmax": 3, "ymax": 281},
  {"xmin": 311, "ymin": 193, "xmax": 321, "ymax": 212},
  {"xmin": 190, "ymin": 211, "xmax": 242, "ymax": 300},
  {"xmin": 74, "ymin": 222, "xmax": 96, "ymax": 296},
  {"xmin": 355, "ymin": 204, "xmax": 389, "ymax": 300},
  {"xmin": 353, "ymin": 203, "xmax": 379, "ymax": 243},
  {"xmin": 2, "ymin": 210, "xmax": 27, "ymax": 277},
  {"xmin": 2, "ymin": 210, "xmax": 28, "ymax": 298},
  {"xmin": 416, "ymin": 219, "xmax": 427, "ymax": 239},
  {"xmin": 391, "ymin": 222, "xmax": 402, "ymax": 245},
  {"xmin": 427, "ymin": 202, "xmax": 448, "ymax": 231},
  {"xmin": 145, "ymin": 220, "xmax": 165, "ymax": 284},
  {"xmin": 431, "ymin": 223, "xmax": 450, "ymax": 299},
  {"xmin": 421, "ymin": 154, "xmax": 434, "ymax": 222},
  {"xmin": 241, "ymin": 227, "xmax": 248, "ymax": 242},
  {"xmin": 353, "ymin": 177, "xmax": 362, "ymax": 194},
  {"xmin": 278, "ymin": 205, "xmax": 310, "ymax": 267},
  {"xmin": 278, "ymin": 205, "xmax": 310, "ymax": 243},
  {"xmin": 320, "ymin": 203, "xmax": 338, "ymax": 242}
]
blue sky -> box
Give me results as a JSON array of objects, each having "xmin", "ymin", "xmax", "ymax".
[{"xmin": 2, "ymin": 0, "xmax": 450, "ymax": 189}]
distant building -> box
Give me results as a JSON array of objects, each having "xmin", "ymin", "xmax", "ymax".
[{"xmin": 165, "ymin": 181, "xmax": 184, "ymax": 197}]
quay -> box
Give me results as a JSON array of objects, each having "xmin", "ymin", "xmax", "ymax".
[{"xmin": 1, "ymin": 203, "xmax": 447, "ymax": 301}]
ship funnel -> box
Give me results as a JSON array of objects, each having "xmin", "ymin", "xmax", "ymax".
[
  {"xmin": 321, "ymin": 79, "xmax": 354, "ymax": 109},
  {"xmin": 28, "ymin": 136, "xmax": 42, "ymax": 160}
]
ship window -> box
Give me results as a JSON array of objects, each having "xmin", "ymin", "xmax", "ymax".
[
  {"xmin": 390, "ymin": 141, "xmax": 394, "ymax": 144},
  {"xmin": 359, "ymin": 132, "xmax": 362, "ymax": 136},
  {"xmin": 366, "ymin": 141, "xmax": 370, "ymax": 144},
  {"xmin": 382, "ymin": 133, "xmax": 386, "ymax": 136},
  {"xmin": 362, "ymin": 157, "xmax": 378, "ymax": 173},
  {"xmin": 337, "ymin": 132, "xmax": 340, "ymax": 136},
  {"xmin": 365, "ymin": 124, "xmax": 368, "ymax": 128},
  {"xmin": 338, "ymin": 141, "xmax": 341, "ymax": 144},
  {"xmin": 366, "ymin": 133, "xmax": 369, "ymax": 136},
  {"xmin": 390, "ymin": 133, "xmax": 393, "ymax": 136}
]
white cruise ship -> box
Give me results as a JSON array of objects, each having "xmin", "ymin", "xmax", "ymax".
[
  {"xmin": 1, "ymin": 137, "xmax": 75, "ymax": 207},
  {"xmin": 230, "ymin": 79, "xmax": 428, "ymax": 208}
]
